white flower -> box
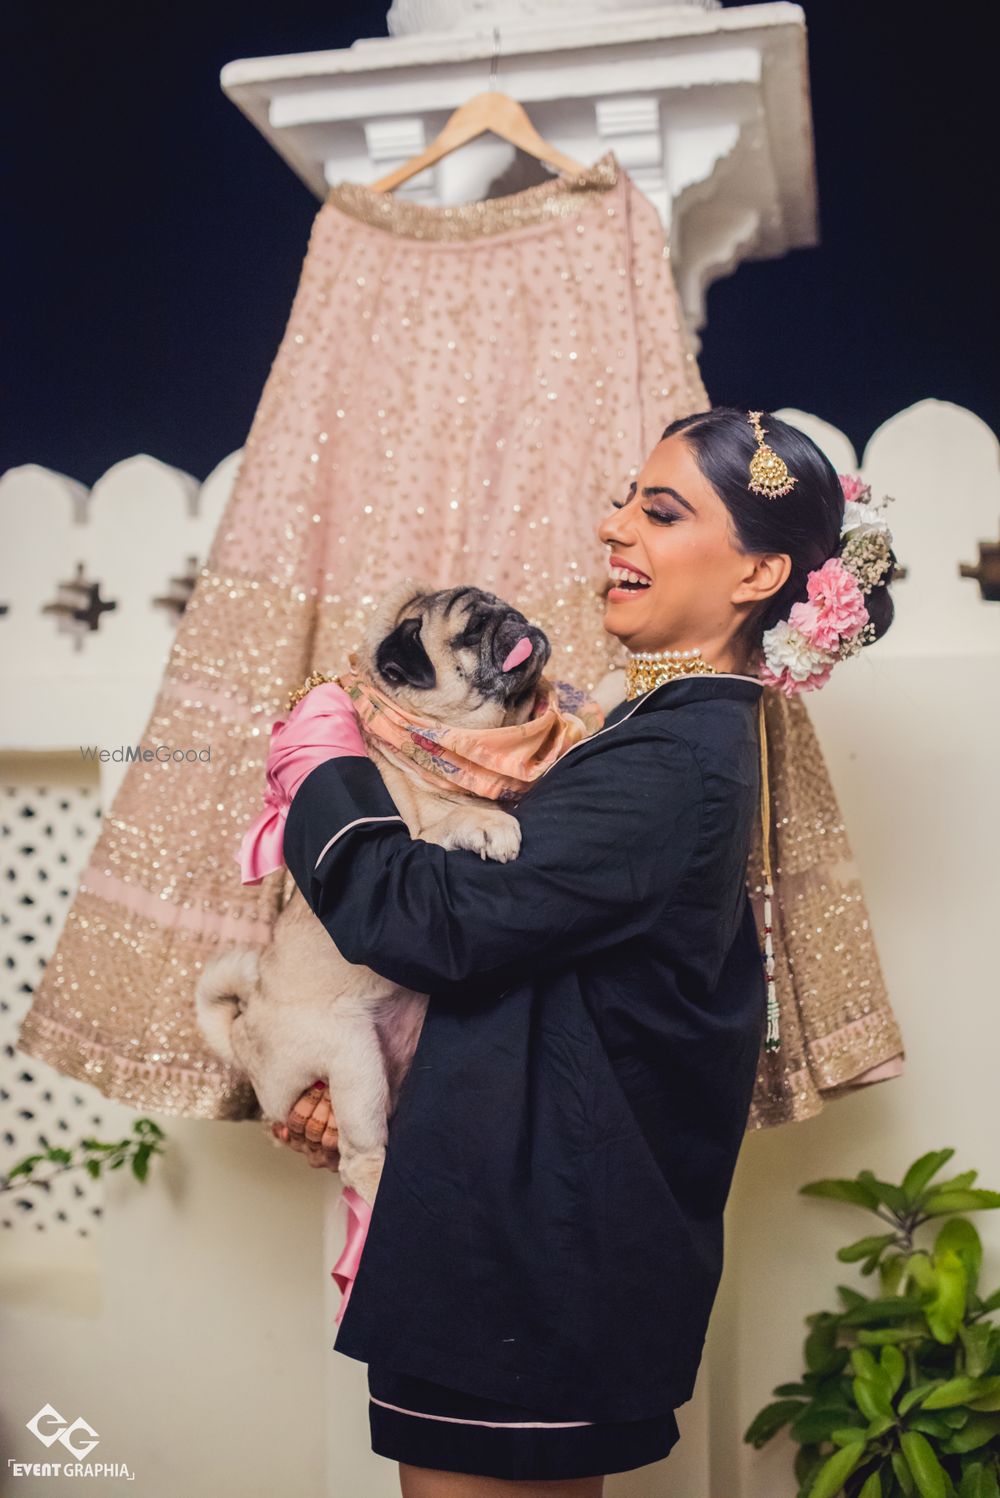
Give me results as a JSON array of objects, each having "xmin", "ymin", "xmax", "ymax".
[
  {"xmin": 841, "ymin": 492, "xmax": 896, "ymax": 542},
  {"xmin": 762, "ymin": 619, "xmax": 835, "ymax": 682}
]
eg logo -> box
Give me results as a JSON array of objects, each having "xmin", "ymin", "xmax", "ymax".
[{"xmin": 26, "ymin": 1403, "xmax": 100, "ymax": 1459}]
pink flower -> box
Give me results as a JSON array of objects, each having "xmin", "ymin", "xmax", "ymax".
[
  {"xmin": 839, "ymin": 473, "xmax": 872, "ymax": 506},
  {"xmin": 758, "ymin": 658, "xmax": 834, "ymax": 696},
  {"xmin": 803, "ymin": 558, "xmax": 869, "ymax": 646}
]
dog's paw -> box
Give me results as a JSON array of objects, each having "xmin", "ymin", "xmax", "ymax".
[
  {"xmin": 341, "ymin": 1151, "xmax": 385, "ymax": 1207},
  {"xmin": 439, "ymin": 813, "xmax": 522, "ymax": 863}
]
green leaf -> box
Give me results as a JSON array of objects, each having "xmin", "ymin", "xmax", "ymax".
[
  {"xmin": 842, "ymin": 1298, "xmax": 927, "ymax": 1326},
  {"xmin": 44, "ymin": 1147, "xmax": 73, "ymax": 1165},
  {"xmin": 85, "ymin": 1159, "xmax": 101, "ymax": 1179},
  {"xmin": 838, "ymin": 1285, "xmax": 871, "ymax": 1310},
  {"xmin": 131, "ymin": 1153, "xmax": 149, "ymax": 1182},
  {"xmin": 854, "ymin": 1170, "xmax": 907, "ymax": 1214},
  {"xmin": 866, "ymin": 1413, "xmax": 898, "ymax": 1439},
  {"xmin": 4, "ymin": 1155, "xmax": 44, "ymax": 1180},
  {"xmin": 852, "ymin": 1349, "xmax": 883, "ymax": 1383},
  {"xmin": 774, "ymin": 1382, "xmax": 813, "ymax": 1397},
  {"xmin": 801, "ymin": 1179, "xmax": 882, "ymax": 1210},
  {"xmin": 900, "ymin": 1431, "xmax": 948, "ymax": 1498},
  {"xmin": 899, "ymin": 1382, "xmax": 945, "ymax": 1416},
  {"xmin": 974, "ymin": 1286, "xmax": 1000, "ymax": 1314},
  {"xmin": 958, "ymin": 1464, "xmax": 1000, "ymax": 1498},
  {"xmin": 925, "ymin": 1248, "xmax": 969, "ymax": 1343},
  {"xmin": 921, "ymin": 1191, "xmax": 1000, "ymax": 1216},
  {"xmin": 796, "ymin": 1444, "xmax": 826, "ymax": 1488},
  {"xmin": 791, "ymin": 1402, "xmax": 858, "ymax": 1445},
  {"xmin": 806, "ymin": 1318, "xmax": 842, "ymax": 1374},
  {"xmin": 839, "ymin": 1234, "xmax": 900, "ymax": 1263},
  {"xmin": 939, "ymin": 1411, "xmax": 1000, "ymax": 1453},
  {"xmin": 857, "ymin": 1326, "xmax": 926, "ymax": 1347},
  {"xmin": 744, "ymin": 1399, "xmax": 807, "ymax": 1447},
  {"xmin": 892, "ymin": 1449, "xmax": 916, "ymax": 1496},
  {"xmin": 859, "ymin": 1473, "xmax": 884, "ymax": 1498},
  {"xmin": 903, "ymin": 1150, "xmax": 956, "ymax": 1204},
  {"xmin": 805, "ymin": 1442, "xmax": 866, "ymax": 1498},
  {"xmin": 881, "ymin": 1346, "xmax": 907, "ymax": 1396},
  {"xmin": 908, "ymin": 1413, "xmax": 960, "ymax": 1440},
  {"xmin": 935, "ymin": 1219, "xmax": 983, "ymax": 1296},
  {"xmin": 906, "ymin": 1255, "xmax": 938, "ymax": 1293},
  {"xmin": 927, "ymin": 1172, "xmax": 979, "ymax": 1198},
  {"xmin": 882, "ymin": 1254, "xmax": 910, "ymax": 1297},
  {"xmin": 958, "ymin": 1323, "xmax": 995, "ymax": 1379},
  {"xmin": 854, "ymin": 1377, "xmax": 895, "ymax": 1423},
  {"xmin": 830, "ymin": 1426, "xmax": 869, "ymax": 1447},
  {"xmin": 923, "ymin": 1376, "xmax": 1000, "ymax": 1409}
]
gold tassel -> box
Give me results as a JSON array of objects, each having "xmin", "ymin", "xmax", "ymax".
[{"xmin": 758, "ymin": 695, "xmax": 780, "ymax": 1052}]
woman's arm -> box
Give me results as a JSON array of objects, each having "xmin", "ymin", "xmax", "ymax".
[{"xmin": 282, "ymin": 729, "xmax": 705, "ymax": 994}]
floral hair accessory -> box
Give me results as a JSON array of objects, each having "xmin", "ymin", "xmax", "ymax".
[{"xmin": 758, "ymin": 473, "xmax": 897, "ymax": 697}]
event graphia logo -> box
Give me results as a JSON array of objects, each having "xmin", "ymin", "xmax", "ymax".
[{"xmin": 25, "ymin": 1404, "xmax": 99, "ymax": 1459}]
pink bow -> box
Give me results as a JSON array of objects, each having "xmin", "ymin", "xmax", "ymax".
[
  {"xmin": 236, "ymin": 682, "xmax": 367, "ymax": 885},
  {"xmin": 331, "ymin": 1185, "xmax": 373, "ymax": 1324}
]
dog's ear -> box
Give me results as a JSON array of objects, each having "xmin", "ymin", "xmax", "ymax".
[{"xmin": 376, "ymin": 616, "xmax": 437, "ymax": 690}]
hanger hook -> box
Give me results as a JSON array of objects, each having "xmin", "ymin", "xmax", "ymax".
[{"xmin": 490, "ymin": 25, "xmax": 501, "ymax": 91}]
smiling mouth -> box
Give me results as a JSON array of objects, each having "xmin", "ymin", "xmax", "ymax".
[{"xmin": 606, "ymin": 569, "xmax": 652, "ymax": 599}]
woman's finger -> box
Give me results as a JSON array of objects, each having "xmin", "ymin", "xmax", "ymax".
[
  {"xmin": 304, "ymin": 1094, "xmax": 332, "ymax": 1142},
  {"xmin": 286, "ymin": 1083, "xmax": 325, "ymax": 1137}
]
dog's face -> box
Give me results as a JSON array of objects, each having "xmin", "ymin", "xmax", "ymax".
[{"xmin": 354, "ymin": 581, "xmax": 552, "ymax": 728}]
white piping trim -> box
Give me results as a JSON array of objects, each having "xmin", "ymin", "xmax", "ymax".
[
  {"xmin": 311, "ymin": 674, "xmax": 762, "ymax": 870},
  {"xmin": 314, "ymin": 814, "xmax": 406, "ymax": 871},
  {"xmin": 369, "ymin": 1394, "xmax": 594, "ymax": 1429}
]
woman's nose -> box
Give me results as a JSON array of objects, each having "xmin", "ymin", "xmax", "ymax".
[{"xmin": 596, "ymin": 510, "xmax": 630, "ymax": 546}]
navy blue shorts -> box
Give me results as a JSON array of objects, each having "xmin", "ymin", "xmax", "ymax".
[{"xmin": 367, "ymin": 1364, "xmax": 681, "ymax": 1481}]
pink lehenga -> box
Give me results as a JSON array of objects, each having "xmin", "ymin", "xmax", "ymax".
[{"xmin": 16, "ymin": 152, "xmax": 904, "ymax": 1126}]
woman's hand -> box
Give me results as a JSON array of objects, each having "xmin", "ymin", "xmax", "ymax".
[{"xmin": 272, "ymin": 1082, "xmax": 341, "ymax": 1171}]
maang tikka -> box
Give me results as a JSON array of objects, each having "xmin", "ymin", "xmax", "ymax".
[{"xmin": 747, "ymin": 410, "xmax": 796, "ymax": 499}]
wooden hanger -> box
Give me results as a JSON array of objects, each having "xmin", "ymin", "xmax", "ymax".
[{"xmin": 370, "ymin": 28, "xmax": 585, "ymax": 193}]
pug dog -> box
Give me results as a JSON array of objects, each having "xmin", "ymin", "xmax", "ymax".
[{"xmin": 195, "ymin": 579, "xmax": 552, "ymax": 1205}]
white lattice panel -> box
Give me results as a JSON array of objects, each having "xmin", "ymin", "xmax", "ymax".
[{"xmin": 1, "ymin": 767, "xmax": 111, "ymax": 1236}]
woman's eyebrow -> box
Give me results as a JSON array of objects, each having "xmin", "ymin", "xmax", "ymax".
[{"xmin": 639, "ymin": 484, "xmax": 697, "ymax": 515}]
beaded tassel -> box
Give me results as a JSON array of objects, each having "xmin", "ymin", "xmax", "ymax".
[{"xmin": 757, "ymin": 695, "xmax": 780, "ymax": 1051}]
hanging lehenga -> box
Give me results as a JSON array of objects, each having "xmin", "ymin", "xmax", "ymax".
[{"xmin": 16, "ymin": 153, "xmax": 904, "ymax": 1127}]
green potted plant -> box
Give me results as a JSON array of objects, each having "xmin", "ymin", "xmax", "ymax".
[{"xmin": 744, "ymin": 1149, "xmax": 1000, "ymax": 1498}]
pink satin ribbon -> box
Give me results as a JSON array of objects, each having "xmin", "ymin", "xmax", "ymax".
[
  {"xmin": 331, "ymin": 1185, "xmax": 373, "ymax": 1324},
  {"xmin": 237, "ymin": 684, "xmax": 366, "ymax": 886}
]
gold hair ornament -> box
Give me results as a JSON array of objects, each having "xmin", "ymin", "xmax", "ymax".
[{"xmin": 747, "ymin": 411, "xmax": 797, "ymax": 499}]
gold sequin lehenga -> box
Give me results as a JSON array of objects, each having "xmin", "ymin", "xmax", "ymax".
[{"xmin": 16, "ymin": 152, "xmax": 904, "ymax": 1127}]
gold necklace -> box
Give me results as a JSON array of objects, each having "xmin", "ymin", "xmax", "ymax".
[{"xmin": 624, "ymin": 648, "xmax": 722, "ymax": 700}]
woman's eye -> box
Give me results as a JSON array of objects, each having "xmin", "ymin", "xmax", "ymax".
[{"xmin": 610, "ymin": 498, "xmax": 677, "ymax": 524}]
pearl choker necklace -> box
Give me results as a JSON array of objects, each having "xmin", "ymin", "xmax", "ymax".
[{"xmin": 624, "ymin": 648, "xmax": 721, "ymax": 700}]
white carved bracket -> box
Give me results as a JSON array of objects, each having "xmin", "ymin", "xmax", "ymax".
[{"xmin": 220, "ymin": 2, "xmax": 819, "ymax": 331}]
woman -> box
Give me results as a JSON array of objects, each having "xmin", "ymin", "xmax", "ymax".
[{"xmin": 269, "ymin": 407, "xmax": 896, "ymax": 1497}]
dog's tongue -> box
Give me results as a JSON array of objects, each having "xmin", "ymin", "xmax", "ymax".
[{"xmin": 501, "ymin": 635, "xmax": 533, "ymax": 672}]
